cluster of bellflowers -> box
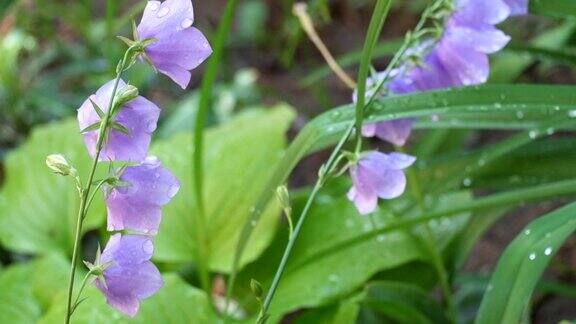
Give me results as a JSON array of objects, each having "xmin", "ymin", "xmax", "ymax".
[
  {"xmin": 47, "ymin": 0, "xmax": 211, "ymax": 318},
  {"xmin": 347, "ymin": 0, "xmax": 528, "ymax": 215}
]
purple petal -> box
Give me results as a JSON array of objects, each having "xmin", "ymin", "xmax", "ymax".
[
  {"xmin": 105, "ymin": 156, "xmax": 180, "ymax": 234},
  {"xmin": 444, "ymin": 23, "xmax": 511, "ymax": 54},
  {"xmin": 96, "ymin": 234, "xmax": 163, "ymax": 317},
  {"xmin": 347, "ymin": 187, "xmax": 378, "ymax": 215},
  {"xmin": 503, "ymin": 0, "xmax": 529, "ymax": 15},
  {"xmin": 138, "ymin": 0, "xmax": 194, "ymax": 40},
  {"xmin": 383, "ymin": 152, "xmax": 417, "ymax": 170},
  {"xmin": 436, "ymin": 37, "xmax": 489, "ymax": 86},
  {"xmin": 77, "ymin": 80, "xmax": 160, "ymax": 162},
  {"xmin": 146, "ymin": 28, "xmax": 212, "ymax": 89},
  {"xmin": 363, "ymin": 119, "xmax": 414, "ymax": 147},
  {"xmin": 452, "ymin": 0, "xmax": 511, "ymax": 25},
  {"xmin": 348, "ymin": 151, "xmax": 415, "ymax": 214},
  {"xmin": 137, "ymin": 0, "xmax": 212, "ymax": 89}
]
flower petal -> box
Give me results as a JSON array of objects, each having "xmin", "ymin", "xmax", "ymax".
[
  {"xmin": 445, "ymin": 23, "xmax": 511, "ymax": 54},
  {"xmin": 453, "ymin": 0, "xmax": 511, "ymax": 25},
  {"xmin": 138, "ymin": 0, "xmax": 194, "ymax": 39},
  {"xmin": 503, "ymin": 0, "xmax": 529, "ymax": 16}
]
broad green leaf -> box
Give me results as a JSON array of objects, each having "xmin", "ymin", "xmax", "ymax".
[
  {"xmin": 231, "ymin": 85, "xmax": 576, "ymax": 296},
  {"xmin": 238, "ymin": 194, "xmax": 425, "ymax": 322},
  {"xmin": 40, "ymin": 274, "xmax": 218, "ymax": 323},
  {"xmin": 476, "ymin": 201, "xmax": 576, "ymax": 324},
  {"xmin": 360, "ymin": 281, "xmax": 450, "ymax": 324},
  {"xmin": 0, "ymin": 119, "xmax": 104, "ymax": 255},
  {"xmin": 0, "ymin": 263, "xmax": 41, "ymax": 323},
  {"xmin": 151, "ymin": 106, "xmax": 295, "ymax": 272}
]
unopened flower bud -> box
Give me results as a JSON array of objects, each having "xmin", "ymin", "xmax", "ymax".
[
  {"xmin": 114, "ymin": 84, "xmax": 139, "ymax": 109},
  {"xmin": 46, "ymin": 154, "xmax": 76, "ymax": 176},
  {"xmin": 275, "ymin": 185, "xmax": 291, "ymax": 212},
  {"xmin": 250, "ymin": 278, "xmax": 264, "ymax": 300}
]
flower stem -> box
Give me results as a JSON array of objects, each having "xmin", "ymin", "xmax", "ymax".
[
  {"xmin": 64, "ymin": 46, "xmax": 134, "ymax": 324},
  {"xmin": 256, "ymin": 124, "xmax": 355, "ymax": 323}
]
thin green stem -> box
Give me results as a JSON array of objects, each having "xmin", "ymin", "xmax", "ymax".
[
  {"xmin": 193, "ymin": 0, "xmax": 240, "ymax": 296},
  {"xmin": 71, "ymin": 272, "xmax": 93, "ymax": 314},
  {"xmin": 65, "ymin": 46, "xmax": 134, "ymax": 324},
  {"xmin": 256, "ymin": 124, "xmax": 355, "ymax": 323},
  {"xmin": 354, "ymin": 0, "xmax": 391, "ymax": 153}
]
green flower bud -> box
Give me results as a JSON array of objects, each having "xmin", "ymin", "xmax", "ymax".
[
  {"xmin": 250, "ymin": 278, "xmax": 264, "ymax": 300},
  {"xmin": 46, "ymin": 154, "xmax": 76, "ymax": 176},
  {"xmin": 114, "ymin": 84, "xmax": 139, "ymax": 109}
]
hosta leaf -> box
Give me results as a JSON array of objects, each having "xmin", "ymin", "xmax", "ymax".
[
  {"xmin": 0, "ymin": 263, "xmax": 41, "ymax": 323},
  {"xmin": 476, "ymin": 201, "xmax": 576, "ymax": 324},
  {"xmin": 151, "ymin": 105, "xmax": 295, "ymax": 272},
  {"xmin": 0, "ymin": 119, "xmax": 105, "ymax": 255}
]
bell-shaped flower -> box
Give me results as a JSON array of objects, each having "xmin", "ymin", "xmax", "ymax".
[
  {"xmin": 361, "ymin": 0, "xmax": 528, "ymax": 145},
  {"xmin": 77, "ymin": 79, "xmax": 160, "ymax": 162},
  {"xmin": 105, "ymin": 156, "xmax": 180, "ymax": 235},
  {"xmin": 94, "ymin": 234, "xmax": 163, "ymax": 317},
  {"xmin": 136, "ymin": 0, "xmax": 212, "ymax": 89},
  {"xmin": 348, "ymin": 151, "xmax": 416, "ymax": 215}
]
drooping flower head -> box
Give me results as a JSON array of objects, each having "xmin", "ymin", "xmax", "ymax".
[
  {"xmin": 362, "ymin": 0, "xmax": 528, "ymax": 145},
  {"xmin": 106, "ymin": 156, "xmax": 180, "ymax": 235},
  {"xmin": 94, "ymin": 234, "xmax": 163, "ymax": 317},
  {"xmin": 77, "ymin": 79, "xmax": 160, "ymax": 162},
  {"xmin": 348, "ymin": 151, "xmax": 416, "ymax": 215},
  {"xmin": 137, "ymin": 0, "xmax": 213, "ymax": 89}
]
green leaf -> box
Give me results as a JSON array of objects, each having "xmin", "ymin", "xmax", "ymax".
[
  {"xmin": 0, "ymin": 263, "xmax": 42, "ymax": 323},
  {"xmin": 40, "ymin": 274, "xmax": 218, "ymax": 323},
  {"xmin": 476, "ymin": 201, "xmax": 576, "ymax": 324},
  {"xmin": 361, "ymin": 281, "xmax": 450, "ymax": 324},
  {"xmin": 151, "ymin": 106, "xmax": 295, "ymax": 272},
  {"xmin": 0, "ymin": 119, "xmax": 105, "ymax": 255},
  {"xmin": 530, "ymin": 0, "xmax": 576, "ymax": 18},
  {"xmin": 239, "ymin": 194, "xmax": 425, "ymax": 321},
  {"xmin": 294, "ymin": 296, "xmax": 361, "ymax": 324},
  {"xmin": 232, "ymin": 85, "xmax": 576, "ymax": 295}
]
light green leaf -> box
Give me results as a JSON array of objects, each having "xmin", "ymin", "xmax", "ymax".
[
  {"xmin": 0, "ymin": 119, "xmax": 105, "ymax": 255},
  {"xmin": 40, "ymin": 274, "xmax": 218, "ymax": 323},
  {"xmin": 476, "ymin": 201, "xmax": 576, "ymax": 324},
  {"xmin": 240, "ymin": 194, "xmax": 425, "ymax": 321},
  {"xmin": 0, "ymin": 263, "xmax": 42, "ymax": 323},
  {"xmin": 151, "ymin": 105, "xmax": 295, "ymax": 272},
  {"xmin": 531, "ymin": 0, "xmax": 576, "ymax": 18}
]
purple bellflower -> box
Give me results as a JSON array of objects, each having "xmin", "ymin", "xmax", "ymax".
[
  {"xmin": 362, "ymin": 0, "xmax": 527, "ymax": 145},
  {"xmin": 77, "ymin": 79, "xmax": 160, "ymax": 162},
  {"xmin": 106, "ymin": 156, "xmax": 180, "ymax": 235},
  {"xmin": 94, "ymin": 234, "xmax": 163, "ymax": 317},
  {"xmin": 348, "ymin": 152, "xmax": 416, "ymax": 215},
  {"xmin": 137, "ymin": 0, "xmax": 213, "ymax": 89}
]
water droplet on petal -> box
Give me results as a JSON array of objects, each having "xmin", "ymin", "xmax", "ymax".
[
  {"xmin": 149, "ymin": 2, "xmax": 159, "ymax": 11},
  {"xmin": 143, "ymin": 240, "xmax": 154, "ymax": 254},
  {"xmin": 181, "ymin": 18, "xmax": 193, "ymax": 29},
  {"xmin": 529, "ymin": 252, "xmax": 536, "ymax": 260},
  {"xmin": 544, "ymin": 247, "xmax": 553, "ymax": 256},
  {"xmin": 157, "ymin": 6, "xmax": 170, "ymax": 18}
]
